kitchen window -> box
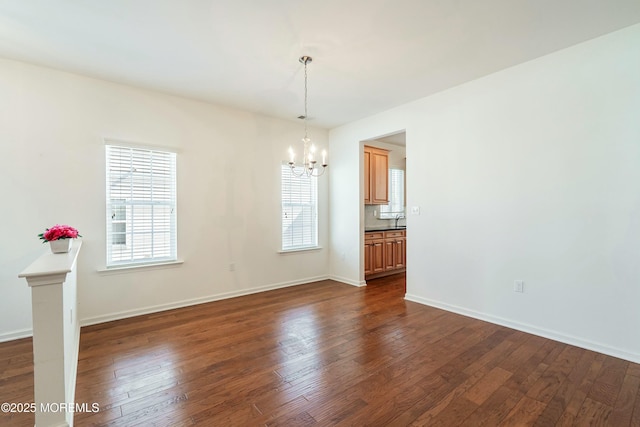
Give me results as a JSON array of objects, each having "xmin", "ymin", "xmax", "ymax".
[
  {"xmin": 379, "ymin": 167, "xmax": 405, "ymax": 219},
  {"xmin": 281, "ymin": 165, "xmax": 318, "ymax": 251},
  {"xmin": 105, "ymin": 143, "xmax": 177, "ymax": 267}
]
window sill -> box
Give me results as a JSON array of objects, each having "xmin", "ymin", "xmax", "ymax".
[
  {"xmin": 97, "ymin": 260, "xmax": 184, "ymax": 274},
  {"xmin": 278, "ymin": 246, "xmax": 323, "ymax": 254}
]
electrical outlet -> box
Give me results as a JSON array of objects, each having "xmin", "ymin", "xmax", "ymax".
[
  {"xmin": 514, "ymin": 280, "xmax": 524, "ymax": 293},
  {"xmin": 229, "ymin": 263, "xmax": 235, "ymax": 272}
]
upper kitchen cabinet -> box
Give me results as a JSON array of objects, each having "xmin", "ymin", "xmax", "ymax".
[{"xmin": 364, "ymin": 145, "xmax": 389, "ymax": 204}]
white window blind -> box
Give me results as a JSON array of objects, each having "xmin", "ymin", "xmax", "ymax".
[
  {"xmin": 106, "ymin": 144, "xmax": 177, "ymax": 267},
  {"xmin": 281, "ymin": 165, "xmax": 318, "ymax": 250},
  {"xmin": 380, "ymin": 168, "xmax": 405, "ymax": 219}
]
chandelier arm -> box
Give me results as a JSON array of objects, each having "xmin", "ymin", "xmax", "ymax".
[{"xmin": 289, "ymin": 164, "xmax": 305, "ymax": 178}]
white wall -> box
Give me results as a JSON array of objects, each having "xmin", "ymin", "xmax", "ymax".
[
  {"xmin": 330, "ymin": 24, "xmax": 640, "ymax": 362},
  {"xmin": 0, "ymin": 58, "xmax": 329, "ymax": 339}
]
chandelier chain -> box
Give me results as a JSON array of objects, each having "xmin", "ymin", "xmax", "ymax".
[{"xmin": 304, "ymin": 58, "xmax": 308, "ymax": 140}]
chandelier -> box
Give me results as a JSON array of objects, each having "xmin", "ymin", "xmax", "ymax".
[{"xmin": 287, "ymin": 55, "xmax": 327, "ymax": 177}]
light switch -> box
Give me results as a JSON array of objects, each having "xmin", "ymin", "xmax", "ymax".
[
  {"xmin": 411, "ymin": 206, "xmax": 420, "ymax": 215},
  {"xmin": 514, "ymin": 280, "xmax": 524, "ymax": 293}
]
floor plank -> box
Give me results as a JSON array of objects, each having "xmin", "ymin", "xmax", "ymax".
[{"xmin": 0, "ymin": 273, "xmax": 639, "ymax": 426}]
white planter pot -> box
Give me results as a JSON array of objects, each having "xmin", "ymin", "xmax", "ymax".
[{"xmin": 49, "ymin": 239, "xmax": 72, "ymax": 254}]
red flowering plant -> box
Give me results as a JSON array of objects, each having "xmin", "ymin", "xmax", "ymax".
[{"xmin": 38, "ymin": 224, "xmax": 81, "ymax": 243}]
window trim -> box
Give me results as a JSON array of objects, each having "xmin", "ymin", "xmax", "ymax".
[
  {"xmin": 97, "ymin": 259, "xmax": 184, "ymax": 274},
  {"xmin": 277, "ymin": 246, "xmax": 323, "ymax": 255},
  {"xmin": 105, "ymin": 140, "xmax": 178, "ymax": 269}
]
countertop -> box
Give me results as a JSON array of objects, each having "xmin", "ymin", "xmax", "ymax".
[{"xmin": 365, "ymin": 226, "xmax": 407, "ymax": 232}]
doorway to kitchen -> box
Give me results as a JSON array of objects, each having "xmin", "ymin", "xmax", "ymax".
[{"xmin": 362, "ymin": 131, "xmax": 407, "ymax": 287}]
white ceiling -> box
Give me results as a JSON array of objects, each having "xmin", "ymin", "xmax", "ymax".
[{"xmin": 1, "ymin": 0, "xmax": 639, "ymax": 129}]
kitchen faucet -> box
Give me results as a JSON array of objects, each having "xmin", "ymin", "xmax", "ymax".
[{"xmin": 395, "ymin": 214, "xmax": 405, "ymax": 228}]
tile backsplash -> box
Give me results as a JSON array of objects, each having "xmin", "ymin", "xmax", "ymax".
[{"xmin": 364, "ymin": 205, "xmax": 406, "ymax": 228}]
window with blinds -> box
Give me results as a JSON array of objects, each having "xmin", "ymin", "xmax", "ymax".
[
  {"xmin": 105, "ymin": 144, "xmax": 177, "ymax": 267},
  {"xmin": 281, "ymin": 165, "xmax": 318, "ymax": 251},
  {"xmin": 380, "ymin": 168, "xmax": 405, "ymax": 219}
]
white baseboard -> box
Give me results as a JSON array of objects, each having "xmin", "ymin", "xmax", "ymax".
[
  {"xmin": 330, "ymin": 275, "xmax": 366, "ymax": 287},
  {"xmin": 80, "ymin": 275, "xmax": 330, "ymax": 327},
  {"xmin": 405, "ymin": 293, "xmax": 640, "ymax": 364},
  {"xmin": 0, "ymin": 328, "xmax": 32, "ymax": 343}
]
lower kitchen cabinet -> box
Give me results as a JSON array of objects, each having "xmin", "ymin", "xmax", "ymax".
[
  {"xmin": 364, "ymin": 232, "xmax": 385, "ymax": 276},
  {"xmin": 365, "ymin": 229, "xmax": 406, "ymax": 279}
]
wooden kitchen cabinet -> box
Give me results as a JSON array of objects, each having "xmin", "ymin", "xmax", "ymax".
[
  {"xmin": 364, "ymin": 232, "xmax": 385, "ymax": 276},
  {"xmin": 364, "ymin": 146, "xmax": 389, "ymax": 204},
  {"xmin": 385, "ymin": 230, "xmax": 406, "ymax": 270},
  {"xmin": 365, "ymin": 229, "xmax": 406, "ymax": 279},
  {"xmin": 364, "ymin": 149, "xmax": 371, "ymax": 204},
  {"xmin": 383, "ymin": 239, "xmax": 396, "ymax": 271},
  {"xmin": 392, "ymin": 236, "xmax": 406, "ymax": 269}
]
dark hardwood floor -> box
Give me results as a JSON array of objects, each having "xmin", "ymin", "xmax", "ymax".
[{"xmin": 1, "ymin": 273, "xmax": 639, "ymax": 426}]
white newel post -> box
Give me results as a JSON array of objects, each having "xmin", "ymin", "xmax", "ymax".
[{"xmin": 19, "ymin": 241, "xmax": 82, "ymax": 427}]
